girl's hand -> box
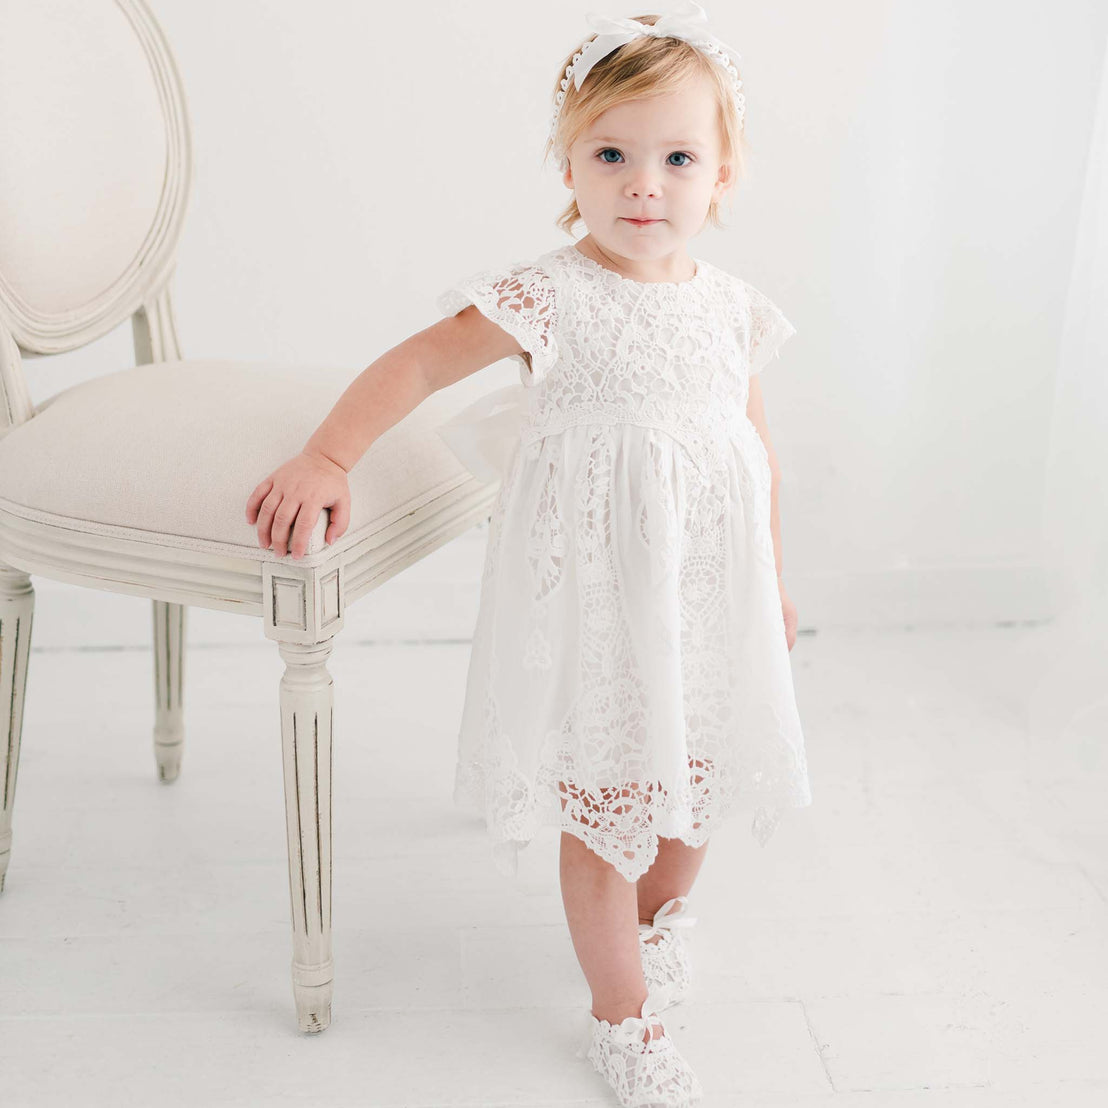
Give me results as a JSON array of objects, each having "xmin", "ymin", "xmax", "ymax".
[
  {"xmin": 245, "ymin": 450, "xmax": 351, "ymax": 559},
  {"xmin": 778, "ymin": 577, "xmax": 798, "ymax": 652}
]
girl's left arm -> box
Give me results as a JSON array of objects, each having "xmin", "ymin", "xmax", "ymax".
[{"xmin": 746, "ymin": 374, "xmax": 798, "ymax": 650}]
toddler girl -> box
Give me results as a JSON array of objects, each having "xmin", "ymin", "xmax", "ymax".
[{"xmin": 246, "ymin": 3, "xmax": 811, "ymax": 1104}]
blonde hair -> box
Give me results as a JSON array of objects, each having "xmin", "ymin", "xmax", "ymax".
[{"xmin": 543, "ymin": 13, "xmax": 749, "ymax": 237}]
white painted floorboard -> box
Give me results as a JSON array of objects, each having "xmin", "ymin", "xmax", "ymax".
[{"xmin": 1, "ymin": 538, "xmax": 1105, "ymax": 1107}]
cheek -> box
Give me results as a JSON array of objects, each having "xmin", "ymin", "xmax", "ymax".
[{"xmin": 576, "ymin": 168, "xmax": 613, "ymax": 197}]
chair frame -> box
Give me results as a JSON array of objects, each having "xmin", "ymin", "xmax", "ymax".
[{"xmin": 0, "ymin": 0, "xmax": 494, "ymax": 1033}]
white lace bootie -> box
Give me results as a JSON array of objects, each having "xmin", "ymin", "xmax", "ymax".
[
  {"xmin": 638, "ymin": 896, "xmax": 698, "ymax": 1012},
  {"xmin": 578, "ymin": 995, "xmax": 703, "ymax": 1107}
]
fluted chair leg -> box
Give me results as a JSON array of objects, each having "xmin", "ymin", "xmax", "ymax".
[
  {"xmin": 277, "ymin": 638, "xmax": 334, "ymax": 1033},
  {"xmin": 0, "ymin": 565, "xmax": 34, "ymax": 894},
  {"xmin": 152, "ymin": 600, "xmax": 187, "ymax": 783}
]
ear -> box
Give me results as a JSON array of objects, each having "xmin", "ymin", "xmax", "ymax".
[
  {"xmin": 562, "ymin": 160, "xmax": 574, "ymax": 190},
  {"xmin": 712, "ymin": 161, "xmax": 734, "ymax": 203}
]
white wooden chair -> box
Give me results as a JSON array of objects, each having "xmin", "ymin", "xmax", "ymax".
[{"xmin": 0, "ymin": 0, "xmax": 496, "ymax": 1033}]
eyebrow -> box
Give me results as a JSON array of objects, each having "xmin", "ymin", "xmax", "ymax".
[{"xmin": 586, "ymin": 136, "xmax": 705, "ymax": 146}]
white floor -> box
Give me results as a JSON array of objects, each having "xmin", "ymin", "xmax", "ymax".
[{"xmin": 1, "ymin": 527, "xmax": 1105, "ymax": 1107}]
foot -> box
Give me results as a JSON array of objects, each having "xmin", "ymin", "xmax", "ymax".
[
  {"xmin": 638, "ymin": 897, "xmax": 697, "ymax": 1011},
  {"xmin": 585, "ymin": 996, "xmax": 703, "ymax": 1106}
]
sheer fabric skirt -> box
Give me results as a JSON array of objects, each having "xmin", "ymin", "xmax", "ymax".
[{"xmin": 452, "ymin": 419, "xmax": 812, "ymax": 882}]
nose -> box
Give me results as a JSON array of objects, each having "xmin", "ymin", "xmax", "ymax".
[{"xmin": 625, "ymin": 173, "xmax": 661, "ymax": 200}]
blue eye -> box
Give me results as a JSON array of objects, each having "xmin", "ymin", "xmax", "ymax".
[{"xmin": 594, "ymin": 148, "xmax": 694, "ymax": 167}]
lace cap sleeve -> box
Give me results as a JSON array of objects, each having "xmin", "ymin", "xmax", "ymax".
[
  {"xmin": 739, "ymin": 278, "xmax": 797, "ymax": 375},
  {"xmin": 437, "ymin": 260, "xmax": 558, "ymax": 387}
]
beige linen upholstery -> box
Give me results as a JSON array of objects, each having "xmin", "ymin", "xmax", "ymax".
[{"xmin": 0, "ymin": 360, "xmax": 473, "ymax": 555}]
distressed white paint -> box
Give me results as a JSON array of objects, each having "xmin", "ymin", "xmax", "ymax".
[{"xmin": 0, "ymin": 0, "xmax": 496, "ymax": 1035}]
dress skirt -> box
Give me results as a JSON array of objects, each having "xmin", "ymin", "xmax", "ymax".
[{"xmin": 445, "ymin": 406, "xmax": 813, "ymax": 883}]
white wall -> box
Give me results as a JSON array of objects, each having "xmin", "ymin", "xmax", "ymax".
[{"xmin": 22, "ymin": 0, "xmax": 1108, "ymax": 628}]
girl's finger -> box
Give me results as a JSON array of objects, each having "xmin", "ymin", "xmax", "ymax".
[
  {"xmin": 327, "ymin": 497, "xmax": 351, "ymax": 543},
  {"xmin": 245, "ymin": 477, "xmax": 274, "ymax": 521},
  {"xmin": 269, "ymin": 499, "xmax": 300, "ymax": 556},
  {"xmin": 256, "ymin": 489, "xmax": 284, "ymax": 548}
]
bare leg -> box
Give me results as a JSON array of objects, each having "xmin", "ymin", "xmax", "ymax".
[
  {"xmin": 636, "ymin": 836, "xmax": 710, "ymax": 941},
  {"xmin": 559, "ymin": 829, "xmax": 665, "ymax": 1046}
]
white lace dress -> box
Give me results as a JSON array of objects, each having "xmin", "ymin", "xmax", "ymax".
[{"xmin": 436, "ymin": 242, "xmax": 812, "ymax": 882}]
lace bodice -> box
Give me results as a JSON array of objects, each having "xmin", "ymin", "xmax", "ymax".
[{"xmin": 437, "ymin": 244, "xmax": 796, "ymax": 481}]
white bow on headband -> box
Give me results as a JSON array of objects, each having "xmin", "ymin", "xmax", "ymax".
[
  {"xmin": 572, "ymin": 0, "xmax": 742, "ymax": 91},
  {"xmin": 549, "ymin": 1, "xmax": 746, "ymax": 160}
]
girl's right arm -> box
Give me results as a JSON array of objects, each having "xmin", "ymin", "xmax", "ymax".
[{"xmin": 245, "ymin": 304, "xmax": 525, "ymax": 560}]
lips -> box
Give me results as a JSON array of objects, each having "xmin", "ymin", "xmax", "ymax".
[{"xmin": 624, "ymin": 218, "xmax": 661, "ymax": 225}]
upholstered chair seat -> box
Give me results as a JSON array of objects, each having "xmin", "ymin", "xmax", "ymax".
[{"xmin": 0, "ymin": 359, "xmax": 474, "ymax": 555}]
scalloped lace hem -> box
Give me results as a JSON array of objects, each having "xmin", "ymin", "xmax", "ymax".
[{"xmin": 453, "ymin": 758, "xmax": 812, "ymax": 882}]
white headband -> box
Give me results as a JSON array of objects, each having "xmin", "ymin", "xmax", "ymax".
[{"xmin": 548, "ymin": 1, "xmax": 746, "ymax": 168}]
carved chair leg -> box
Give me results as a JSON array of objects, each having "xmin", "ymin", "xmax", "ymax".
[
  {"xmin": 152, "ymin": 600, "xmax": 187, "ymax": 783},
  {"xmin": 277, "ymin": 638, "xmax": 334, "ymax": 1033},
  {"xmin": 263, "ymin": 557, "xmax": 343, "ymax": 1031},
  {"xmin": 0, "ymin": 566, "xmax": 34, "ymax": 894}
]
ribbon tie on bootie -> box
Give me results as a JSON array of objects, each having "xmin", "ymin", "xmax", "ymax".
[
  {"xmin": 576, "ymin": 996, "xmax": 671, "ymax": 1059},
  {"xmin": 435, "ymin": 381, "xmax": 529, "ymax": 485},
  {"xmin": 638, "ymin": 895, "xmax": 699, "ymax": 944}
]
